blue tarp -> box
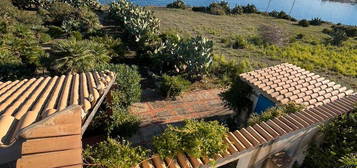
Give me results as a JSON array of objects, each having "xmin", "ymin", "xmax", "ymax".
[{"xmin": 254, "ymin": 95, "xmax": 276, "ymax": 114}]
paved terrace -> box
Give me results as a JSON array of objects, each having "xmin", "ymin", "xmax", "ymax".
[{"xmin": 129, "ymin": 88, "xmax": 234, "ymax": 145}]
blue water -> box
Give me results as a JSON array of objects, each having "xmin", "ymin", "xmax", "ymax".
[{"xmin": 100, "ymin": 0, "xmax": 357, "ymax": 25}]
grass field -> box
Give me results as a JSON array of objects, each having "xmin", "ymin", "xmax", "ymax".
[{"xmin": 150, "ymin": 7, "xmax": 357, "ymax": 89}]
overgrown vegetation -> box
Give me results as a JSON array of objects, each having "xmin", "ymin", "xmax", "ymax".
[
  {"xmin": 159, "ymin": 75, "xmax": 191, "ymax": 98},
  {"xmin": 153, "ymin": 120, "xmax": 228, "ymax": 158},
  {"xmin": 247, "ymin": 102, "xmax": 304, "ymax": 126},
  {"xmin": 84, "ymin": 138, "xmax": 148, "ymax": 168},
  {"xmin": 167, "ymin": 0, "xmax": 186, "ymax": 9},
  {"xmin": 302, "ymin": 110, "xmax": 357, "ymax": 168}
]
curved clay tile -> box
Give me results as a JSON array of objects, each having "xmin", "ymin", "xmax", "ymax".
[
  {"xmin": 80, "ymin": 73, "xmax": 91, "ymax": 114},
  {"xmin": 0, "ymin": 80, "xmax": 19, "ymax": 95},
  {"xmin": 152, "ymin": 155, "xmax": 166, "ymax": 168},
  {"xmin": 1, "ymin": 78, "xmax": 41, "ymax": 117},
  {"xmin": 164, "ymin": 157, "xmax": 180, "ymax": 168},
  {"xmin": 57, "ymin": 74, "xmax": 73, "ymax": 111},
  {"xmin": 86, "ymin": 72, "xmax": 99, "ymax": 104},
  {"xmin": 70, "ymin": 74, "xmax": 80, "ymax": 106},
  {"xmin": 0, "ymin": 79, "xmax": 28, "ymax": 103},
  {"xmin": 43, "ymin": 75, "xmax": 66, "ymax": 114},
  {"xmin": 13, "ymin": 77, "xmax": 51, "ymax": 120},
  {"xmin": 0, "ymin": 115, "xmax": 15, "ymax": 144},
  {"xmin": 31, "ymin": 76, "xmax": 59, "ymax": 117},
  {"xmin": 176, "ymin": 153, "xmax": 192, "ymax": 168}
]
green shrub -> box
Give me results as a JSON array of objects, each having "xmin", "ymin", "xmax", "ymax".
[
  {"xmin": 247, "ymin": 102, "xmax": 304, "ymax": 126},
  {"xmin": 106, "ymin": 106, "xmax": 140, "ymax": 138},
  {"xmin": 231, "ymin": 5, "xmax": 244, "ymax": 15},
  {"xmin": 160, "ymin": 75, "xmax": 191, "ymax": 98},
  {"xmin": 230, "ymin": 35, "xmax": 248, "ymax": 49},
  {"xmin": 50, "ymin": 39, "xmax": 110, "ymax": 73},
  {"xmin": 47, "ymin": 25, "xmax": 66, "ymax": 38},
  {"xmin": 84, "ymin": 138, "xmax": 148, "ymax": 168},
  {"xmin": 302, "ymin": 112, "xmax": 357, "ymax": 168},
  {"xmin": 330, "ymin": 29, "xmax": 348, "ymax": 46},
  {"xmin": 109, "ymin": 0, "xmax": 160, "ymax": 53},
  {"xmin": 96, "ymin": 64, "xmax": 142, "ymax": 108},
  {"xmin": 295, "ymin": 33, "xmax": 304, "ymax": 40},
  {"xmin": 309, "ymin": 17, "xmax": 323, "ymax": 26},
  {"xmin": 269, "ymin": 10, "xmax": 279, "ymax": 17},
  {"xmin": 167, "ymin": 0, "xmax": 186, "ymax": 9},
  {"xmin": 152, "ymin": 36, "xmax": 214, "ymax": 80},
  {"xmin": 43, "ymin": 2, "xmax": 101, "ymax": 34},
  {"xmin": 192, "ymin": 6, "xmax": 207, "ymax": 12},
  {"xmin": 210, "ymin": 55, "xmax": 252, "ymax": 84},
  {"xmin": 339, "ymin": 153, "xmax": 357, "ymax": 166},
  {"xmin": 298, "ymin": 19, "xmax": 310, "ymax": 27},
  {"xmin": 153, "ymin": 120, "xmax": 228, "ymax": 158},
  {"xmin": 38, "ymin": 32, "xmax": 52, "ymax": 43},
  {"xmin": 90, "ymin": 36, "xmax": 125, "ymax": 59},
  {"xmin": 220, "ymin": 79, "xmax": 252, "ymax": 113},
  {"xmin": 208, "ymin": 1, "xmax": 230, "ymax": 15},
  {"xmin": 249, "ymin": 36, "xmax": 267, "ymax": 46},
  {"xmin": 12, "ymin": 0, "xmax": 48, "ymax": 9},
  {"xmin": 0, "ymin": 0, "xmax": 43, "ymax": 26},
  {"xmin": 332, "ymin": 25, "xmax": 357, "ymax": 37},
  {"xmin": 242, "ymin": 4, "xmax": 257, "ymax": 13}
]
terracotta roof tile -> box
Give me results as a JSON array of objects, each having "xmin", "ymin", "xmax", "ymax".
[
  {"xmin": 239, "ymin": 63, "xmax": 354, "ymax": 107},
  {"xmin": 0, "ymin": 71, "xmax": 115, "ymax": 145}
]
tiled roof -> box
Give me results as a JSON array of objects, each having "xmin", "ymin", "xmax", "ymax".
[
  {"xmin": 240, "ymin": 63, "xmax": 354, "ymax": 108},
  {"xmin": 140, "ymin": 94, "xmax": 357, "ymax": 168},
  {"xmin": 0, "ymin": 71, "xmax": 115, "ymax": 145}
]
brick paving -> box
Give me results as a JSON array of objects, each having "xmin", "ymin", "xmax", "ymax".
[{"xmin": 129, "ymin": 88, "xmax": 234, "ymax": 146}]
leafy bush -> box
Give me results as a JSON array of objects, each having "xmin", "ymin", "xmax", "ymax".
[
  {"xmin": 90, "ymin": 36, "xmax": 126, "ymax": 59},
  {"xmin": 167, "ymin": 0, "xmax": 186, "ymax": 9},
  {"xmin": 302, "ymin": 112, "xmax": 357, "ymax": 168},
  {"xmin": 332, "ymin": 25, "xmax": 357, "ymax": 37},
  {"xmin": 269, "ymin": 10, "xmax": 279, "ymax": 17},
  {"xmin": 109, "ymin": 0, "xmax": 160, "ymax": 53},
  {"xmin": 96, "ymin": 64, "xmax": 142, "ymax": 108},
  {"xmin": 0, "ymin": 23, "xmax": 45, "ymax": 80},
  {"xmin": 50, "ymin": 39, "xmax": 110, "ymax": 73},
  {"xmin": 12, "ymin": 0, "xmax": 48, "ymax": 9},
  {"xmin": 160, "ymin": 75, "xmax": 191, "ymax": 98},
  {"xmin": 229, "ymin": 35, "xmax": 248, "ymax": 49},
  {"xmin": 231, "ymin": 5, "xmax": 244, "ymax": 15},
  {"xmin": 210, "ymin": 55, "xmax": 252, "ymax": 84},
  {"xmin": 84, "ymin": 138, "xmax": 148, "ymax": 168},
  {"xmin": 153, "ymin": 120, "xmax": 228, "ymax": 158},
  {"xmin": 309, "ymin": 17, "xmax": 323, "ymax": 26},
  {"xmin": 192, "ymin": 6, "xmax": 207, "ymax": 12},
  {"xmin": 242, "ymin": 4, "xmax": 257, "ymax": 13},
  {"xmin": 247, "ymin": 102, "xmax": 304, "ymax": 126},
  {"xmin": 330, "ymin": 29, "xmax": 348, "ymax": 46},
  {"xmin": 106, "ymin": 106, "xmax": 141, "ymax": 138},
  {"xmin": 220, "ymin": 79, "xmax": 252, "ymax": 112},
  {"xmin": 339, "ymin": 153, "xmax": 357, "ymax": 166},
  {"xmin": 208, "ymin": 1, "xmax": 230, "ymax": 15},
  {"xmin": 42, "ymin": 2, "xmax": 101, "ymax": 34},
  {"xmin": 0, "ymin": 0, "xmax": 43, "ymax": 26},
  {"xmin": 298, "ymin": 19, "xmax": 310, "ymax": 27},
  {"xmin": 153, "ymin": 36, "xmax": 214, "ymax": 80}
]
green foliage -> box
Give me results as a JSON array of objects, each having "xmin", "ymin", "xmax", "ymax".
[
  {"xmin": 210, "ymin": 55, "xmax": 252, "ymax": 84},
  {"xmin": 47, "ymin": 25, "xmax": 66, "ymax": 38},
  {"xmin": 0, "ymin": 23, "xmax": 45, "ymax": 80},
  {"xmin": 242, "ymin": 4, "xmax": 257, "ymax": 13},
  {"xmin": 97, "ymin": 64, "xmax": 142, "ymax": 108},
  {"xmin": 309, "ymin": 17, "xmax": 323, "ymax": 26},
  {"xmin": 231, "ymin": 6, "xmax": 244, "ymax": 15},
  {"xmin": 84, "ymin": 138, "xmax": 148, "ymax": 168},
  {"xmin": 302, "ymin": 112, "xmax": 357, "ymax": 168},
  {"xmin": 153, "ymin": 120, "xmax": 228, "ymax": 158},
  {"xmin": 330, "ymin": 29, "xmax": 349, "ymax": 46},
  {"xmin": 247, "ymin": 102, "xmax": 304, "ymax": 126},
  {"xmin": 220, "ymin": 79, "xmax": 252, "ymax": 112},
  {"xmin": 109, "ymin": 0, "xmax": 160, "ymax": 53},
  {"xmin": 227, "ymin": 35, "xmax": 248, "ymax": 49},
  {"xmin": 208, "ymin": 1, "xmax": 230, "ymax": 15},
  {"xmin": 192, "ymin": 6, "xmax": 207, "ymax": 12},
  {"xmin": 332, "ymin": 25, "xmax": 357, "ymax": 37},
  {"xmin": 339, "ymin": 153, "xmax": 357, "ymax": 166},
  {"xmin": 160, "ymin": 75, "xmax": 191, "ymax": 98},
  {"xmin": 298, "ymin": 19, "xmax": 310, "ymax": 27},
  {"xmin": 106, "ymin": 106, "xmax": 141, "ymax": 138},
  {"xmin": 42, "ymin": 2, "xmax": 101, "ymax": 34},
  {"xmin": 167, "ymin": 0, "xmax": 186, "ymax": 9},
  {"xmin": 90, "ymin": 36, "xmax": 126, "ymax": 59},
  {"xmin": 50, "ymin": 39, "xmax": 110, "ymax": 73},
  {"xmin": 0, "ymin": 0, "xmax": 43, "ymax": 26},
  {"xmin": 153, "ymin": 36, "xmax": 214, "ymax": 80},
  {"xmin": 261, "ymin": 42, "xmax": 357, "ymax": 77}
]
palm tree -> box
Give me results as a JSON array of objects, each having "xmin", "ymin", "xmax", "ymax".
[{"xmin": 52, "ymin": 39, "xmax": 111, "ymax": 73}]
